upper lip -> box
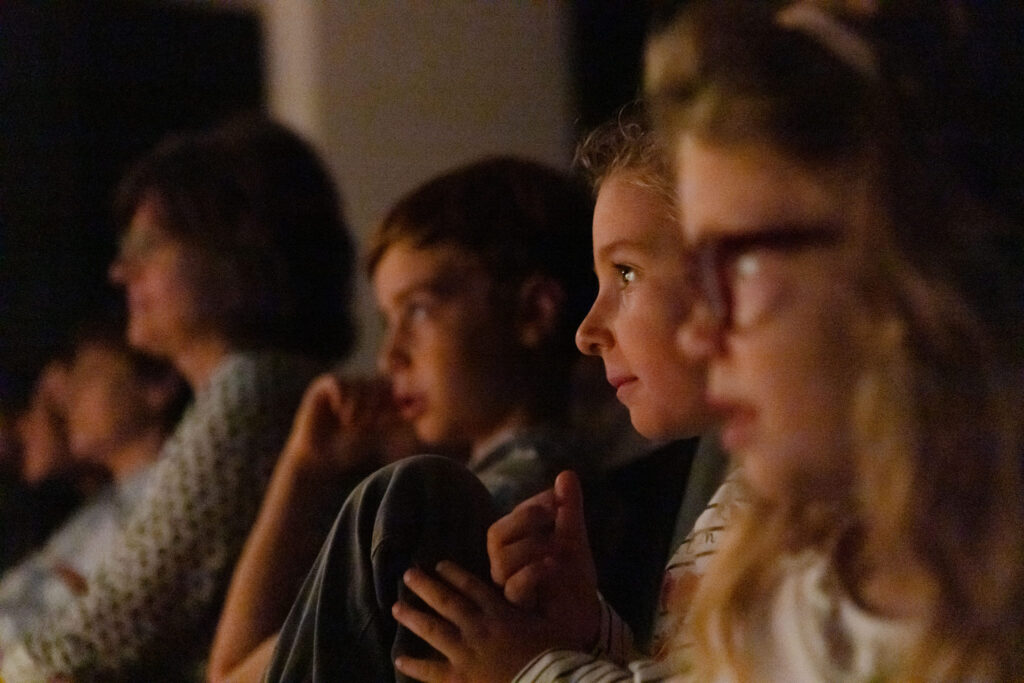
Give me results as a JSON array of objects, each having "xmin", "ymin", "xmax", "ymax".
[{"xmin": 606, "ymin": 374, "xmax": 637, "ymax": 390}]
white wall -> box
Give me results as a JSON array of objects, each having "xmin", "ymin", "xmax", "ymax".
[{"xmin": 256, "ymin": 1, "xmax": 577, "ymax": 370}]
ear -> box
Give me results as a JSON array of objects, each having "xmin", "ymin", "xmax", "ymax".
[{"xmin": 515, "ymin": 275, "xmax": 566, "ymax": 349}]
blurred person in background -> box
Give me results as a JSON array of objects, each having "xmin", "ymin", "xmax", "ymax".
[
  {"xmin": 0, "ymin": 314, "xmax": 188, "ymax": 646},
  {"xmin": 0, "ymin": 115, "xmax": 357, "ymax": 682},
  {"xmin": 0, "ymin": 359, "xmax": 107, "ymax": 573}
]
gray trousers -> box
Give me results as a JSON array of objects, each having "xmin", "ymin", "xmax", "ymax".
[{"xmin": 265, "ymin": 454, "xmax": 498, "ymax": 682}]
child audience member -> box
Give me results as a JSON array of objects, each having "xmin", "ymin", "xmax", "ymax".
[
  {"xmin": 394, "ymin": 1, "xmax": 1024, "ymax": 680},
  {"xmin": 208, "ymin": 156, "xmax": 599, "ymax": 682},
  {"xmin": 572, "ymin": 108, "xmax": 725, "ymax": 649},
  {"xmin": 0, "ymin": 116, "xmax": 356, "ymax": 681},
  {"xmin": 387, "ymin": 106, "xmax": 730, "ymax": 682},
  {"xmin": 0, "ymin": 316, "xmax": 188, "ymax": 645},
  {"xmin": 647, "ymin": 1, "xmax": 1024, "ymax": 678}
]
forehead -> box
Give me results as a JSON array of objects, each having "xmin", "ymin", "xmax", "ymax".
[
  {"xmin": 371, "ymin": 241, "xmax": 490, "ymax": 306},
  {"xmin": 675, "ymin": 135, "xmax": 854, "ymax": 243},
  {"xmin": 593, "ymin": 172, "xmax": 680, "ymax": 253}
]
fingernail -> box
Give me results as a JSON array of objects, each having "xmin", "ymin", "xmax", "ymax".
[{"xmin": 394, "ymin": 657, "xmax": 406, "ymax": 670}]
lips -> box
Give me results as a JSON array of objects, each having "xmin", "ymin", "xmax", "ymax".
[
  {"xmin": 393, "ymin": 393, "xmax": 426, "ymax": 422},
  {"xmin": 606, "ymin": 374, "xmax": 638, "ymax": 401}
]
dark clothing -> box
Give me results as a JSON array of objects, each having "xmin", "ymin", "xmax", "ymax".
[{"xmin": 265, "ymin": 455, "xmax": 498, "ymax": 682}]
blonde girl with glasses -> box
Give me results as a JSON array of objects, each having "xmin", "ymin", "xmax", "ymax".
[{"xmin": 645, "ymin": 0, "xmax": 1024, "ymax": 679}]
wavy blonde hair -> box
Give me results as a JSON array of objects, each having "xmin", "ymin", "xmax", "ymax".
[{"xmin": 647, "ymin": 1, "xmax": 1024, "ymax": 679}]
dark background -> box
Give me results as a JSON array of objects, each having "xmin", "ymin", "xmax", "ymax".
[{"xmin": 0, "ymin": 0, "xmax": 665, "ymax": 409}]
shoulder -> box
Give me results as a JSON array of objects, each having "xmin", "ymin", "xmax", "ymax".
[{"xmin": 207, "ymin": 351, "xmax": 325, "ymax": 393}]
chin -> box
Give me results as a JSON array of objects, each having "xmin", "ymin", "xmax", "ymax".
[
  {"xmin": 630, "ymin": 412, "xmax": 692, "ymax": 442},
  {"xmin": 411, "ymin": 420, "xmax": 444, "ymax": 449}
]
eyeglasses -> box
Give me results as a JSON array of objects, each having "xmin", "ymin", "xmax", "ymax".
[{"xmin": 688, "ymin": 225, "xmax": 843, "ymax": 332}]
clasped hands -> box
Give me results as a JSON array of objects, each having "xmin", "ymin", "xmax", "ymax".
[{"xmin": 391, "ymin": 471, "xmax": 602, "ymax": 683}]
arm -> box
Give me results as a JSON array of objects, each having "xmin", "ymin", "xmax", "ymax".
[
  {"xmin": 3, "ymin": 353, "xmax": 319, "ymax": 681},
  {"xmin": 208, "ymin": 373, "xmax": 416, "ymax": 681},
  {"xmin": 220, "ymin": 633, "xmax": 279, "ymax": 683}
]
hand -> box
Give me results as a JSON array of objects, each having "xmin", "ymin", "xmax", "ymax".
[
  {"xmin": 487, "ymin": 471, "xmax": 601, "ymax": 651},
  {"xmin": 392, "ymin": 561, "xmax": 573, "ymax": 683},
  {"xmin": 280, "ymin": 373, "xmax": 419, "ymax": 476}
]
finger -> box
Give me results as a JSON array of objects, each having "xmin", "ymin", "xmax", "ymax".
[
  {"xmin": 433, "ymin": 561, "xmax": 507, "ymax": 613},
  {"xmin": 393, "ymin": 654, "xmax": 451, "ymax": 683},
  {"xmin": 553, "ymin": 471, "xmax": 590, "ymax": 551},
  {"xmin": 487, "ymin": 500, "xmax": 557, "ymax": 584},
  {"xmin": 488, "ymin": 533, "xmax": 558, "ymax": 588},
  {"xmin": 502, "ymin": 559, "xmax": 557, "ymax": 608},
  {"xmin": 488, "ymin": 488, "xmax": 557, "ymax": 544},
  {"xmin": 403, "ymin": 568, "xmax": 480, "ymax": 625},
  {"xmin": 392, "ymin": 600, "xmax": 463, "ymax": 659}
]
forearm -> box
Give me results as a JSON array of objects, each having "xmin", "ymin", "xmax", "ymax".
[{"xmin": 213, "ymin": 633, "xmax": 278, "ymax": 683}]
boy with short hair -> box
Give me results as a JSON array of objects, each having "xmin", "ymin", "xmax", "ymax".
[{"xmin": 209, "ymin": 156, "xmax": 607, "ymax": 682}]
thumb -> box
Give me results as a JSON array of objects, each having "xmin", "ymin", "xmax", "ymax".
[{"xmin": 553, "ymin": 471, "xmax": 588, "ymax": 549}]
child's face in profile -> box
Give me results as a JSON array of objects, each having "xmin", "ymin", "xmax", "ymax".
[
  {"xmin": 576, "ymin": 170, "xmax": 711, "ymax": 441},
  {"xmin": 676, "ymin": 134, "xmax": 868, "ymax": 502},
  {"xmin": 372, "ymin": 241, "xmax": 523, "ymax": 451}
]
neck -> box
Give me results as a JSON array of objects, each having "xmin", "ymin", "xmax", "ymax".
[
  {"xmin": 106, "ymin": 430, "xmax": 164, "ymax": 483},
  {"xmin": 173, "ymin": 336, "xmax": 231, "ymax": 390},
  {"xmin": 469, "ymin": 406, "xmax": 538, "ymax": 465}
]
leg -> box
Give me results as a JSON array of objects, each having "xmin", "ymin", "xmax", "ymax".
[{"xmin": 265, "ymin": 454, "xmax": 497, "ymax": 682}]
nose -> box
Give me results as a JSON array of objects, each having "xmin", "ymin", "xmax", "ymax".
[
  {"xmin": 108, "ymin": 255, "xmax": 130, "ymax": 285},
  {"xmin": 376, "ymin": 327, "xmax": 409, "ymax": 376},
  {"xmin": 677, "ymin": 299, "xmax": 724, "ymax": 361},
  {"xmin": 575, "ymin": 300, "xmax": 613, "ymax": 356}
]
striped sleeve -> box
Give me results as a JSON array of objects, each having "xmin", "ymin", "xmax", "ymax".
[
  {"xmin": 591, "ymin": 594, "xmax": 635, "ymax": 663},
  {"xmin": 512, "ymin": 650, "xmax": 684, "ymax": 683}
]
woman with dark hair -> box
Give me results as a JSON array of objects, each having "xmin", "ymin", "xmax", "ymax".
[{"xmin": 0, "ymin": 117, "xmax": 356, "ymax": 681}]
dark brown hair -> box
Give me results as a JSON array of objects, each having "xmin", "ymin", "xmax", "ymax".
[
  {"xmin": 366, "ymin": 156, "xmax": 595, "ymax": 368},
  {"xmin": 115, "ymin": 116, "xmax": 356, "ymax": 360}
]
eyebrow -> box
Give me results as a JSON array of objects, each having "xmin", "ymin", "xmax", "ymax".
[
  {"xmin": 387, "ymin": 270, "xmax": 471, "ymax": 310},
  {"xmin": 595, "ymin": 236, "xmax": 663, "ymax": 263},
  {"xmin": 691, "ymin": 223, "xmax": 842, "ymax": 253}
]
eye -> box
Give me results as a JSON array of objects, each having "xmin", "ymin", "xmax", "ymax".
[
  {"xmin": 403, "ymin": 297, "xmax": 434, "ymax": 325},
  {"xmin": 733, "ymin": 251, "xmax": 762, "ymax": 280},
  {"xmin": 614, "ymin": 264, "xmax": 637, "ymax": 286}
]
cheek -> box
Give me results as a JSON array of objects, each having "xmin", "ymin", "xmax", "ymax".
[{"xmin": 735, "ymin": 314, "xmax": 860, "ymax": 491}]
